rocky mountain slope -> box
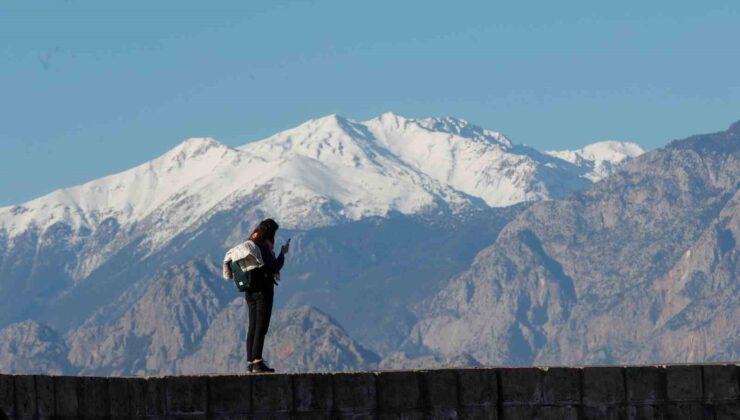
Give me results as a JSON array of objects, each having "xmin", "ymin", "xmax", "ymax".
[
  {"xmin": 395, "ymin": 121, "xmax": 739, "ymax": 367},
  {"xmin": 0, "ymin": 320, "xmax": 71, "ymax": 375},
  {"xmin": 67, "ymin": 260, "xmax": 231, "ymax": 376},
  {"xmin": 180, "ymin": 303, "xmax": 379, "ymax": 374},
  {"xmin": 546, "ymin": 140, "xmax": 646, "ymax": 182},
  {"xmin": 1, "ymin": 259, "xmax": 378, "ymax": 375},
  {"xmin": 58, "ymin": 208, "xmax": 519, "ymax": 374}
]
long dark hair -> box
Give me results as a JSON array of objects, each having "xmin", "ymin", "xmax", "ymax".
[{"xmin": 249, "ymin": 218, "xmax": 279, "ymax": 244}]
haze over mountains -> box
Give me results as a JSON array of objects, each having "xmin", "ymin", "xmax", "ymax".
[{"xmin": 4, "ymin": 114, "xmax": 735, "ymax": 375}]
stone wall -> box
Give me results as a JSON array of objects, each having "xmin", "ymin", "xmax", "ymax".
[{"xmin": 0, "ymin": 364, "xmax": 738, "ymax": 419}]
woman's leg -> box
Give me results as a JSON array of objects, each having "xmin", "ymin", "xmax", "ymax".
[
  {"xmin": 252, "ymin": 292, "xmax": 274, "ymax": 361},
  {"xmin": 262, "ymin": 292, "xmax": 274, "ymax": 337},
  {"xmin": 246, "ymin": 293, "xmax": 257, "ymax": 362}
]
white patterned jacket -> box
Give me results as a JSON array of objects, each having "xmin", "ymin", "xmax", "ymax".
[{"xmin": 222, "ymin": 240, "xmax": 265, "ymax": 280}]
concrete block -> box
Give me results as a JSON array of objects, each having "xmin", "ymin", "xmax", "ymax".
[
  {"xmin": 426, "ymin": 406, "xmax": 459, "ymax": 419},
  {"xmin": 715, "ymin": 402, "xmax": 740, "ymax": 420},
  {"xmin": 541, "ymin": 367, "xmax": 580, "ymax": 404},
  {"xmin": 663, "ymin": 403, "xmax": 706, "ymax": 420},
  {"xmin": 583, "ymin": 366, "xmax": 624, "ymax": 406},
  {"xmin": 80, "ymin": 376, "xmax": 110, "ymax": 417},
  {"xmin": 378, "ymin": 409, "xmax": 425, "ymax": 420},
  {"xmin": 251, "ymin": 374, "xmax": 292, "ymax": 414},
  {"xmin": 6, "ymin": 365, "xmax": 733, "ymax": 420},
  {"xmin": 333, "ymin": 412, "xmax": 375, "ymax": 420},
  {"xmin": 166, "ymin": 375, "xmax": 208, "ymax": 415},
  {"xmin": 0, "ymin": 375, "xmax": 15, "ymax": 417},
  {"xmin": 377, "ymin": 371, "xmax": 421, "ymax": 411},
  {"xmin": 499, "ymin": 367, "xmax": 541, "ymax": 404},
  {"xmin": 144, "ymin": 377, "xmax": 167, "ymax": 416},
  {"xmin": 582, "ymin": 405, "xmax": 624, "ymax": 420},
  {"xmin": 458, "ymin": 368, "xmax": 497, "ymax": 408},
  {"xmin": 703, "ymin": 364, "xmax": 739, "ymax": 401},
  {"xmin": 54, "ymin": 376, "xmax": 80, "ymax": 417},
  {"xmin": 35, "ymin": 375, "xmax": 55, "ymax": 418},
  {"xmin": 421, "ymin": 369, "xmax": 458, "ymax": 409},
  {"xmin": 458, "ymin": 405, "xmax": 497, "ymax": 419},
  {"xmin": 251, "ymin": 412, "xmax": 291, "ymax": 420},
  {"xmin": 127, "ymin": 377, "xmax": 147, "ymax": 418},
  {"xmin": 13, "ymin": 375, "xmax": 36, "ymax": 417},
  {"xmin": 332, "ymin": 372, "xmax": 376, "ymax": 413},
  {"xmin": 291, "ymin": 410, "xmax": 332, "ymax": 420},
  {"xmin": 626, "ymin": 404, "xmax": 664, "ymax": 419},
  {"xmin": 212, "ymin": 414, "xmax": 252, "ymax": 420},
  {"xmin": 293, "ymin": 373, "xmax": 332, "ymax": 412},
  {"xmin": 108, "ymin": 377, "xmax": 131, "ymax": 418},
  {"xmin": 208, "ymin": 375, "xmax": 251, "ymax": 414},
  {"xmin": 625, "ymin": 366, "xmax": 665, "ymax": 403},
  {"xmin": 501, "ymin": 406, "xmax": 534, "ymax": 419},
  {"xmin": 666, "ymin": 365, "xmax": 702, "ymax": 402},
  {"xmin": 536, "ymin": 405, "xmax": 579, "ymax": 420}
]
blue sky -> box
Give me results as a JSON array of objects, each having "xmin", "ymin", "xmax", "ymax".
[{"xmin": 1, "ymin": 1, "xmax": 739, "ymax": 205}]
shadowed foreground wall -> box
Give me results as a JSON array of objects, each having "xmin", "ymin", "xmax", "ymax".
[{"xmin": 0, "ymin": 364, "xmax": 738, "ymax": 419}]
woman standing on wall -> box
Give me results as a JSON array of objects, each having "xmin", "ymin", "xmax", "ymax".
[{"xmin": 245, "ymin": 218, "xmax": 289, "ymax": 373}]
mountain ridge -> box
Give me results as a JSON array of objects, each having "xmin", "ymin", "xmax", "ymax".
[
  {"xmin": 391, "ymin": 119, "xmax": 739, "ymax": 368},
  {"xmin": 0, "ymin": 114, "xmax": 643, "ymax": 313},
  {"xmin": 0, "ymin": 113, "xmax": 642, "ymax": 240},
  {"xmin": 0, "ymin": 112, "xmax": 654, "ymax": 374},
  {"xmin": 0, "ymin": 117, "xmax": 736, "ymax": 376}
]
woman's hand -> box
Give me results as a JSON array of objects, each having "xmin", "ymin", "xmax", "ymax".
[{"xmin": 281, "ymin": 238, "xmax": 290, "ymax": 255}]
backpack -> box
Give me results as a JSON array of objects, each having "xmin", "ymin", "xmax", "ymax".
[
  {"xmin": 223, "ymin": 239, "xmax": 264, "ymax": 293},
  {"xmin": 230, "ymin": 260, "xmax": 252, "ymax": 292}
]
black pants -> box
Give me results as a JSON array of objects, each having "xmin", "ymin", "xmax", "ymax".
[{"xmin": 246, "ymin": 290, "xmax": 274, "ymax": 362}]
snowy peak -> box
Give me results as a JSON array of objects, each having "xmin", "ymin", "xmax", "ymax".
[
  {"xmin": 238, "ymin": 113, "xmax": 477, "ymax": 225},
  {"xmin": 370, "ymin": 111, "xmax": 409, "ymax": 129},
  {"xmin": 241, "ymin": 112, "xmax": 539, "ymax": 207},
  {"xmin": 0, "ymin": 136, "xmax": 243, "ymax": 238},
  {"xmin": 419, "ymin": 116, "xmax": 513, "ymax": 148},
  {"xmin": 546, "ymin": 141, "xmax": 646, "ymax": 182},
  {"xmin": 1, "ymin": 113, "xmax": 645, "ymax": 248},
  {"xmin": 365, "ymin": 113, "xmax": 512, "ymax": 148},
  {"xmin": 547, "ymin": 140, "xmax": 645, "ymax": 165},
  {"xmin": 165, "ymin": 137, "xmax": 231, "ymax": 161},
  {"xmin": 581, "ymin": 140, "xmax": 645, "ymax": 160},
  {"xmin": 239, "ymin": 114, "xmax": 379, "ymax": 169}
]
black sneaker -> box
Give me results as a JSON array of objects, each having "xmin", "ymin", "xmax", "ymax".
[{"xmin": 251, "ymin": 360, "xmax": 275, "ymax": 373}]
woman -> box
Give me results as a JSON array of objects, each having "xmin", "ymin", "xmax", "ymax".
[{"xmin": 245, "ymin": 218, "xmax": 289, "ymax": 373}]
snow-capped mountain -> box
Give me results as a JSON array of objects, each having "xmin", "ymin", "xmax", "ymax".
[
  {"xmin": 1, "ymin": 116, "xmax": 735, "ymax": 377},
  {"xmin": 0, "ymin": 113, "xmax": 639, "ymax": 246},
  {"xmin": 0, "ymin": 113, "xmax": 642, "ymax": 333},
  {"xmin": 546, "ymin": 140, "xmax": 645, "ymax": 182},
  {"xmin": 361, "ymin": 113, "xmax": 591, "ymax": 206},
  {"xmin": 395, "ymin": 122, "xmax": 738, "ymax": 367}
]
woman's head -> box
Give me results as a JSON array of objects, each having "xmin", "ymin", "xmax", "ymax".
[{"xmin": 249, "ymin": 218, "xmax": 279, "ymax": 243}]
